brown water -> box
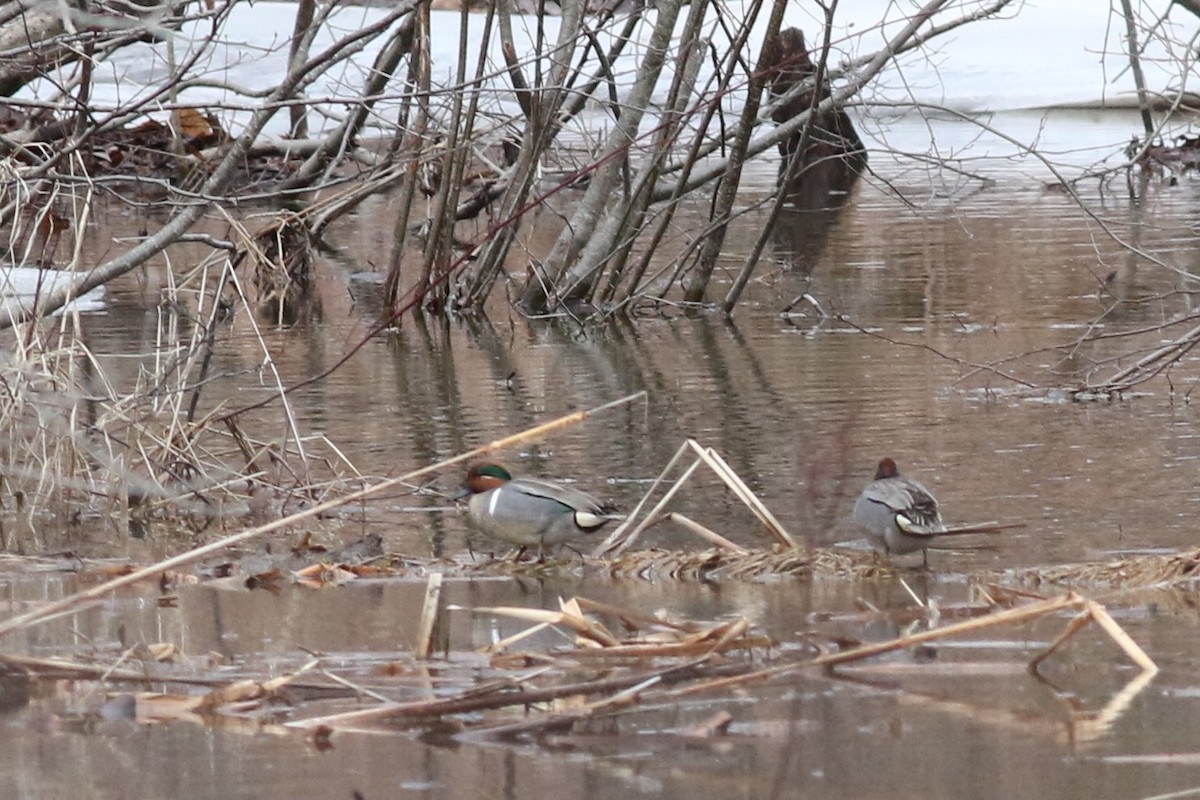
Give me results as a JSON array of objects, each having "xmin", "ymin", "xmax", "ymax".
[{"xmin": 6, "ymin": 134, "xmax": 1200, "ymax": 798}]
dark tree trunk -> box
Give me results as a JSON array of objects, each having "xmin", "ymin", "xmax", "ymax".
[{"xmin": 769, "ymin": 27, "xmax": 867, "ymax": 209}]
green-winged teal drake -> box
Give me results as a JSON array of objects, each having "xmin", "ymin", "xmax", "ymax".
[
  {"xmin": 854, "ymin": 457, "xmax": 1012, "ymax": 566},
  {"xmin": 853, "ymin": 457, "xmax": 949, "ymax": 562},
  {"xmin": 459, "ymin": 463, "xmax": 618, "ymax": 558}
]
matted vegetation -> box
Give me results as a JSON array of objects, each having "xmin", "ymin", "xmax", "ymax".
[
  {"xmin": 996, "ymin": 547, "xmax": 1200, "ymax": 591},
  {"xmin": 0, "ymin": 391, "xmax": 1182, "ymax": 752},
  {"xmin": 0, "ymin": 574, "xmax": 1156, "ymax": 744}
]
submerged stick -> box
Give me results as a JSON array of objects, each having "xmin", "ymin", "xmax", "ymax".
[
  {"xmin": 292, "ymin": 659, "xmax": 715, "ymax": 731},
  {"xmin": 1028, "ymin": 606, "xmax": 1093, "ymax": 671},
  {"xmin": 0, "ymin": 391, "xmax": 648, "ymax": 639},
  {"xmin": 461, "ymin": 674, "xmax": 664, "ymax": 741}
]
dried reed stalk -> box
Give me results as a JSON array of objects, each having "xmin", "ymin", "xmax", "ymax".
[
  {"xmin": 413, "ymin": 572, "xmax": 446, "ymax": 660},
  {"xmin": 661, "ymin": 512, "xmax": 747, "ymax": 554},
  {"xmin": 596, "ymin": 438, "xmax": 794, "ymax": 556},
  {"xmin": 0, "ymin": 391, "xmax": 647, "ymax": 638}
]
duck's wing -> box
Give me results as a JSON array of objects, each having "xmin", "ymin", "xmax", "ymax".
[
  {"xmin": 860, "ymin": 478, "xmax": 944, "ymax": 534},
  {"xmin": 509, "ymin": 479, "xmax": 620, "ymax": 530}
]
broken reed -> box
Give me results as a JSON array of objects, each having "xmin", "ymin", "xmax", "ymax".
[
  {"xmin": 0, "ymin": 391, "xmax": 648, "ymax": 638},
  {"xmin": 0, "ymin": 249, "xmax": 338, "ymax": 540},
  {"xmin": 0, "ymin": 588, "xmax": 1145, "ymax": 740}
]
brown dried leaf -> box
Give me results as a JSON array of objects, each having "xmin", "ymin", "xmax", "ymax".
[{"xmin": 178, "ymin": 108, "xmax": 216, "ymax": 142}]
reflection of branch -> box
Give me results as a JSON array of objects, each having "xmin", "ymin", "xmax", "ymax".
[
  {"xmin": 835, "ymin": 314, "xmax": 1040, "ymax": 389},
  {"xmin": 669, "ymin": 592, "xmax": 1156, "ymax": 701},
  {"xmin": 835, "ymin": 657, "xmax": 1156, "ymax": 747},
  {"xmin": 839, "ymin": 94, "xmax": 1200, "ymax": 397},
  {"xmin": 1032, "ymin": 655, "xmax": 1159, "ymax": 745}
]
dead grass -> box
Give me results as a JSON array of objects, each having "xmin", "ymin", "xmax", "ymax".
[
  {"xmin": 0, "ymin": 249, "xmax": 364, "ymax": 546},
  {"xmin": 993, "ymin": 546, "xmax": 1200, "ymax": 590},
  {"xmin": 457, "ymin": 546, "xmax": 882, "ymax": 580}
]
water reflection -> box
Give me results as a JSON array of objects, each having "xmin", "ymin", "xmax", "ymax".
[
  {"xmin": 771, "ymin": 186, "xmax": 862, "ymax": 276},
  {"xmin": 65, "ymin": 181, "xmax": 1200, "ymax": 564},
  {"xmin": 10, "ymin": 120, "xmax": 1200, "ymax": 799},
  {"xmin": 2, "ymin": 575, "xmax": 1185, "ymax": 800}
]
